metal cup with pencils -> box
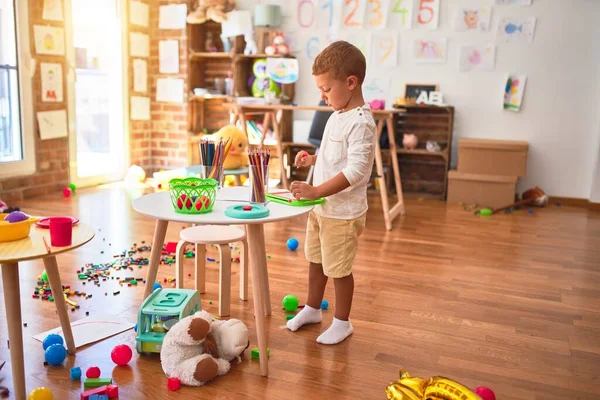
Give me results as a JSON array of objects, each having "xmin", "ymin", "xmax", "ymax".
[
  {"xmin": 198, "ymin": 138, "xmax": 232, "ymax": 189},
  {"xmin": 249, "ymin": 149, "xmax": 270, "ymax": 204}
]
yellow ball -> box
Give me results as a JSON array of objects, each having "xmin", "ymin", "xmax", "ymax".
[{"xmin": 28, "ymin": 387, "xmax": 54, "ymax": 400}]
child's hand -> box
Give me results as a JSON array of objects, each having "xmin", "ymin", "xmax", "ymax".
[
  {"xmin": 290, "ymin": 181, "xmax": 320, "ymax": 200},
  {"xmin": 294, "ymin": 151, "xmax": 314, "ymax": 168}
]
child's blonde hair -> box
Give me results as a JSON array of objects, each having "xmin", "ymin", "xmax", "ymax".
[{"xmin": 312, "ymin": 40, "xmax": 366, "ymax": 84}]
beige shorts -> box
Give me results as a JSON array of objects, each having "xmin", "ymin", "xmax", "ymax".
[{"xmin": 304, "ymin": 211, "xmax": 366, "ymax": 278}]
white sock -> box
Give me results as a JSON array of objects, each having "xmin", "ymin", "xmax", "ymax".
[
  {"xmin": 286, "ymin": 305, "xmax": 322, "ymax": 332},
  {"xmin": 316, "ymin": 318, "xmax": 353, "ymax": 345}
]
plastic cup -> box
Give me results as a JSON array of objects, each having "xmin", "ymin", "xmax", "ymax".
[{"xmin": 49, "ymin": 217, "xmax": 73, "ymax": 246}]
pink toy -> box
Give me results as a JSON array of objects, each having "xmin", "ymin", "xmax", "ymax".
[
  {"xmin": 402, "ymin": 133, "xmax": 419, "ymax": 150},
  {"xmin": 475, "ymin": 386, "xmax": 496, "ymax": 400},
  {"xmin": 85, "ymin": 366, "xmax": 101, "ymax": 379},
  {"xmin": 369, "ymin": 99, "xmax": 385, "ymax": 110},
  {"xmin": 62, "ymin": 187, "xmax": 72, "ymax": 197},
  {"xmin": 111, "ymin": 344, "xmax": 132, "ymax": 366}
]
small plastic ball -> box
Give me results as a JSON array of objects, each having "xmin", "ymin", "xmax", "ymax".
[
  {"xmin": 153, "ymin": 282, "xmax": 162, "ymax": 291},
  {"xmin": 86, "ymin": 366, "xmax": 101, "ymax": 379},
  {"xmin": 68, "ymin": 183, "xmax": 77, "ymax": 192},
  {"xmin": 475, "ymin": 387, "xmax": 496, "ymax": 400},
  {"xmin": 286, "ymin": 238, "xmax": 299, "ymax": 251},
  {"xmin": 111, "ymin": 344, "xmax": 133, "ymax": 366},
  {"xmin": 28, "ymin": 387, "xmax": 54, "ymax": 400},
  {"xmin": 42, "ymin": 334, "xmax": 64, "ymax": 350},
  {"xmin": 40, "ymin": 270, "xmax": 48, "ymax": 282},
  {"xmin": 282, "ymin": 294, "xmax": 299, "ymax": 312},
  {"xmin": 4, "ymin": 211, "xmax": 28, "ymax": 223},
  {"xmin": 44, "ymin": 344, "xmax": 67, "ymax": 366},
  {"xmin": 321, "ymin": 300, "xmax": 329, "ymax": 310},
  {"xmin": 62, "ymin": 187, "xmax": 72, "ymax": 197}
]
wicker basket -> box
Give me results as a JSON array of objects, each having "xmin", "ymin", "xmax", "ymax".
[{"xmin": 169, "ymin": 177, "xmax": 217, "ymax": 214}]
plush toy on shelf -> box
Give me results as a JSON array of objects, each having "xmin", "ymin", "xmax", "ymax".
[
  {"xmin": 214, "ymin": 125, "xmax": 249, "ymax": 170},
  {"xmin": 249, "ymin": 59, "xmax": 281, "ymax": 98},
  {"xmin": 187, "ymin": 0, "xmax": 236, "ymax": 24}
]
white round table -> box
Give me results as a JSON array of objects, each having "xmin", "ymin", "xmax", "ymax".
[
  {"xmin": 132, "ymin": 186, "xmax": 313, "ymax": 376},
  {"xmin": 0, "ymin": 223, "xmax": 95, "ymax": 400}
]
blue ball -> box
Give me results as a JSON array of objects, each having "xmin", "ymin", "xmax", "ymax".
[
  {"xmin": 42, "ymin": 333, "xmax": 64, "ymax": 350},
  {"xmin": 286, "ymin": 238, "xmax": 299, "ymax": 251},
  {"xmin": 153, "ymin": 282, "xmax": 162, "ymax": 291},
  {"xmin": 134, "ymin": 323, "xmax": 138, "ymax": 332},
  {"xmin": 45, "ymin": 343, "xmax": 67, "ymax": 365},
  {"xmin": 321, "ymin": 300, "xmax": 329, "ymax": 310}
]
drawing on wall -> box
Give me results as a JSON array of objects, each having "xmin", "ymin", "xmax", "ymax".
[
  {"xmin": 34, "ymin": 26, "xmax": 65, "ymax": 55},
  {"xmin": 495, "ymin": 0, "xmax": 532, "ymax": 5},
  {"xmin": 497, "ymin": 17, "xmax": 536, "ymax": 43},
  {"xmin": 370, "ymin": 33, "xmax": 398, "ymax": 67},
  {"xmin": 413, "ymin": 38, "xmax": 447, "ymax": 63},
  {"xmin": 42, "ymin": 0, "xmax": 63, "ymax": 21},
  {"xmin": 388, "ymin": 0, "xmax": 413, "ymax": 30},
  {"xmin": 41, "ymin": 63, "xmax": 63, "ymax": 102},
  {"xmin": 458, "ymin": 44, "xmax": 496, "ymax": 72},
  {"xmin": 503, "ymin": 74, "xmax": 527, "ymax": 111},
  {"xmin": 454, "ymin": 7, "xmax": 492, "ymax": 31}
]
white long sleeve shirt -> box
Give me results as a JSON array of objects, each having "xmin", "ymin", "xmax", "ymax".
[{"xmin": 313, "ymin": 104, "xmax": 377, "ymax": 219}]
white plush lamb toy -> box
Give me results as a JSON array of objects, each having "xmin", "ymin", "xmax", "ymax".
[{"xmin": 160, "ymin": 310, "xmax": 249, "ymax": 386}]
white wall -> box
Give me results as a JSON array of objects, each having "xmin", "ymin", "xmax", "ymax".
[{"xmin": 237, "ymin": 0, "xmax": 600, "ymax": 199}]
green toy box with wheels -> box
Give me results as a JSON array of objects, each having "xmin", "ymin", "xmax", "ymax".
[{"xmin": 136, "ymin": 288, "xmax": 201, "ymax": 354}]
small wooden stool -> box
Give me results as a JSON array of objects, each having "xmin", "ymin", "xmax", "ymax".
[{"xmin": 175, "ymin": 225, "xmax": 250, "ymax": 317}]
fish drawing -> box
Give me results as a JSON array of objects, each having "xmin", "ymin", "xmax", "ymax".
[{"xmin": 505, "ymin": 23, "xmax": 523, "ymax": 34}]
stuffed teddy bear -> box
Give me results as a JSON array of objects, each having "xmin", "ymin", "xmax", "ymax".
[
  {"xmin": 187, "ymin": 0, "xmax": 236, "ymax": 24},
  {"xmin": 161, "ymin": 311, "xmax": 249, "ymax": 386},
  {"xmin": 214, "ymin": 125, "xmax": 249, "ymax": 170}
]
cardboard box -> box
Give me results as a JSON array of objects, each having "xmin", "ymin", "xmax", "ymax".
[
  {"xmin": 458, "ymin": 138, "xmax": 528, "ymax": 177},
  {"xmin": 447, "ymin": 170, "xmax": 517, "ymax": 209}
]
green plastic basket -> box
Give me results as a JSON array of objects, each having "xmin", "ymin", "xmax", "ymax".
[{"xmin": 169, "ymin": 177, "xmax": 217, "ymax": 214}]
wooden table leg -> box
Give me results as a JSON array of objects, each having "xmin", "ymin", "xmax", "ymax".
[
  {"xmin": 374, "ymin": 119, "xmax": 392, "ymax": 231},
  {"xmin": 218, "ymin": 244, "xmax": 231, "ymax": 317},
  {"xmin": 386, "ymin": 115, "xmax": 405, "ymax": 217},
  {"xmin": 195, "ymin": 243, "xmax": 206, "ymax": 293},
  {"xmin": 44, "ymin": 256, "xmax": 76, "ymax": 354},
  {"xmin": 1, "ymin": 263, "xmax": 25, "ymax": 400},
  {"xmin": 246, "ymin": 224, "xmax": 269, "ymax": 376},
  {"xmin": 261, "ymin": 256, "xmax": 272, "ymax": 316},
  {"xmin": 142, "ymin": 219, "xmax": 169, "ymax": 300}
]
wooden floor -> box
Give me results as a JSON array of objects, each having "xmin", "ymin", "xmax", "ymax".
[{"xmin": 1, "ymin": 185, "xmax": 599, "ymax": 399}]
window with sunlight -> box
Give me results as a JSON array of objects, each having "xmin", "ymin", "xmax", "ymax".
[{"xmin": 0, "ymin": 0, "xmax": 23, "ymax": 164}]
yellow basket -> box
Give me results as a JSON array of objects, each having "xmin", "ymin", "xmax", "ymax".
[{"xmin": 0, "ymin": 214, "xmax": 40, "ymax": 243}]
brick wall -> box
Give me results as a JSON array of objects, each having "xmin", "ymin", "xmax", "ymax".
[
  {"xmin": 148, "ymin": 0, "xmax": 189, "ymax": 173},
  {"xmin": 0, "ymin": 0, "xmax": 69, "ymax": 203}
]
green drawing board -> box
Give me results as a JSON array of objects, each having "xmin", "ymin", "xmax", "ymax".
[
  {"xmin": 266, "ymin": 193, "xmax": 325, "ymax": 207},
  {"xmin": 224, "ymin": 204, "xmax": 270, "ymax": 219}
]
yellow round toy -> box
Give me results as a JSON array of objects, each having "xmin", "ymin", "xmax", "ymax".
[
  {"xmin": 28, "ymin": 387, "xmax": 54, "ymax": 400},
  {"xmin": 214, "ymin": 125, "xmax": 248, "ymax": 170},
  {"xmin": 386, "ymin": 370, "xmax": 481, "ymax": 400}
]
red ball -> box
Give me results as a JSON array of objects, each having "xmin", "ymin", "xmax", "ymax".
[
  {"xmin": 62, "ymin": 187, "xmax": 72, "ymax": 197},
  {"xmin": 167, "ymin": 377, "xmax": 181, "ymax": 391},
  {"xmin": 111, "ymin": 344, "xmax": 133, "ymax": 366},
  {"xmin": 86, "ymin": 366, "xmax": 101, "ymax": 378},
  {"xmin": 475, "ymin": 387, "xmax": 496, "ymax": 400}
]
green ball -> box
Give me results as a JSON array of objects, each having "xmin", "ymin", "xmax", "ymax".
[
  {"xmin": 41, "ymin": 270, "xmax": 48, "ymax": 282},
  {"xmin": 68, "ymin": 183, "xmax": 77, "ymax": 192},
  {"xmin": 479, "ymin": 208, "xmax": 493, "ymax": 216},
  {"xmin": 282, "ymin": 295, "xmax": 299, "ymax": 312}
]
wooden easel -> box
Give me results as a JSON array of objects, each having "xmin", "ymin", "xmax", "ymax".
[{"xmin": 228, "ymin": 103, "xmax": 405, "ymax": 230}]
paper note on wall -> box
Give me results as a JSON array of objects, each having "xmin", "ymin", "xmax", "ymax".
[
  {"xmin": 497, "ymin": 17, "xmax": 537, "ymax": 43},
  {"xmin": 413, "ymin": 38, "xmax": 447, "ymax": 63},
  {"xmin": 37, "ymin": 110, "xmax": 68, "ymax": 140},
  {"xmin": 458, "ymin": 44, "xmax": 496, "ymax": 72},
  {"xmin": 342, "ymin": 0, "xmax": 368, "ymax": 28},
  {"xmin": 133, "ymin": 59, "xmax": 147, "ymax": 93},
  {"xmin": 41, "ymin": 62, "xmax": 63, "ymax": 102},
  {"xmin": 130, "ymin": 0, "xmax": 149, "ymax": 27},
  {"xmin": 130, "ymin": 32, "xmax": 149, "ymax": 57},
  {"xmin": 366, "ymin": 0, "xmax": 390, "ymax": 29},
  {"xmin": 156, "ymin": 78, "xmax": 184, "ymax": 103},
  {"xmin": 131, "ymin": 96, "xmax": 150, "ymax": 120},
  {"xmin": 34, "ymin": 26, "xmax": 65, "ymax": 55},
  {"xmin": 454, "ymin": 7, "xmax": 492, "ymax": 31},
  {"xmin": 370, "ymin": 32, "xmax": 398, "ymax": 67},
  {"xmin": 159, "ymin": 4, "xmax": 187, "ymax": 29},
  {"xmin": 503, "ymin": 74, "xmax": 527, "ymax": 111},
  {"xmin": 42, "ymin": 0, "xmax": 63, "ymax": 21},
  {"xmin": 388, "ymin": 0, "xmax": 413, "ymax": 29},
  {"xmin": 415, "ymin": 0, "xmax": 440, "ymax": 29},
  {"xmin": 159, "ymin": 40, "xmax": 179, "ymax": 74}
]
